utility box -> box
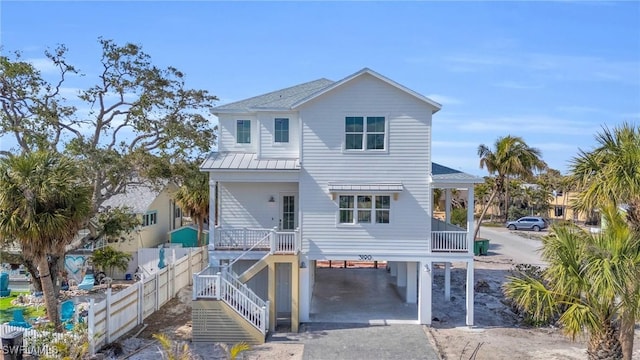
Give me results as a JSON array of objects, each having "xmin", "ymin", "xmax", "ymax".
[{"xmin": 2, "ymin": 330, "xmax": 24, "ymax": 360}]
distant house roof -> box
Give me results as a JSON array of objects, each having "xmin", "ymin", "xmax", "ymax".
[
  {"xmin": 101, "ymin": 181, "xmax": 169, "ymax": 214},
  {"xmin": 212, "ymin": 79, "xmax": 334, "ymax": 113},
  {"xmin": 200, "ymin": 152, "xmax": 300, "ymax": 171},
  {"xmin": 212, "ymin": 68, "xmax": 442, "ymax": 114},
  {"xmin": 432, "ymin": 163, "xmax": 483, "ymax": 184}
]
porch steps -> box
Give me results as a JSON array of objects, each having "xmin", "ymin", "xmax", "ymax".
[{"xmin": 192, "ymin": 299, "xmax": 265, "ymax": 344}]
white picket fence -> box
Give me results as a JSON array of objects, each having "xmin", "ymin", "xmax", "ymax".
[{"xmin": 1, "ymin": 246, "xmax": 207, "ymax": 356}]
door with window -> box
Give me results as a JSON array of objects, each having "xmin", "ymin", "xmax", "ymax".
[{"xmin": 280, "ymin": 194, "xmax": 296, "ymax": 231}]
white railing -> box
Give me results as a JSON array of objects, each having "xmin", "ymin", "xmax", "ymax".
[
  {"xmin": 192, "ymin": 270, "xmax": 268, "ymax": 334},
  {"xmin": 431, "ymin": 231, "xmax": 469, "ymax": 252},
  {"xmin": 214, "ymin": 227, "xmax": 300, "ymax": 254},
  {"xmin": 215, "ymin": 227, "xmax": 272, "ymax": 250}
]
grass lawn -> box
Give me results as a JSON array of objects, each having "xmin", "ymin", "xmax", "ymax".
[{"xmin": 0, "ymin": 292, "xmax": 46, "ymax": 323}]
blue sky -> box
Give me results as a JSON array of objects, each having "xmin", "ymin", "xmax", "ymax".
[{"xmin": 1, "ymin": 1, "xmax": 639, "ymax": 176}]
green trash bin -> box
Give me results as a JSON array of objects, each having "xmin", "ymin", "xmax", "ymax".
[{"xmin": 474, "ymin": 239, "xmax": 490, "ymax": 256}]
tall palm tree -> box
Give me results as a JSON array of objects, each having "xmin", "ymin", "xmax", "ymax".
[
  {"xmin": 475, "ymin": 135, "xmax": 546, "ymax": 239},
  {"xmin": 173, "ymin": 165, "xmax": 209, "ymax": 247},
  {"xmin": 504, "ymin": 205, "xmax": 640, "ymax": 360},
  {"xmin": 0, "ymin": 152, "xmax": 91, "ymax": 331},
  {"xmin": 569, "ymin": 122, "xmax": 640, "ymax": 359}
]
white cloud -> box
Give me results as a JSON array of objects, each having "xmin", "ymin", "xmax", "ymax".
[
  {"xmin": 426, "ymin": 94, "xmax": 462, "ymax": 105},
  {"xmin": 493, "ymin": 81, "xmax": 543, "ymax": 90},
  {"xmin": 451, "ymin": 115, "xmax": 600, "ymax": 136},
  {"xmin": 27, "ymin": 57, "xmax": 58, "ymax": 74}
]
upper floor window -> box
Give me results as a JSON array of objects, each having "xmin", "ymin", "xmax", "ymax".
[
  {"xmin": 237, "ymin": 120, "xmax": 251, "ymax": 144},
  {"xmin": 274, "ymin": 118, "xmax": 289, "ymax": 143},
  {"xmin": 143, "ymin": 211, "xmax": 158, "ymax": 227},
  {"xmin": 345, "ymin": 116, "xmax": 386, "ymax": 150},
  {"xmin": 339, "ymin": 195, "xmax": 390, "ymax": 224},
  {"xmin": 174, "ymin": 206, "xmax": 182, "ymax": 219}
]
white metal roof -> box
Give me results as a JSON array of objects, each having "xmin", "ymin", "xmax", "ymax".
[
  {"xmin": 328, "ymin": 183, "xmax": 404, "ymax": 192},
  {"xmin": 200, "ymin": 152, "xmax": 300, "ymax": 171}
]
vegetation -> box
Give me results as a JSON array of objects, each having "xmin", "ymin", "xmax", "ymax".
[
  {"xmin": 172, "ymin": 162, "xmax": 210, "ymax": 247},
  {"xmin": 504, "ymin": 206, "xmax": 640, "ymax": 360},
  {"xmin": 91, "ymin": 246, "xmax": 132, "ymax": 280},
  {"xmin": 153, "ymin": 333, "xmax": 193, "ymax": 360},
  {"xmin": 568, "ymin": 122, "xmax": 640, "ymax": 360},
  {"xmin": 0, "ymin": 292, "xmax": 46, "ymax": 323},
  {"xmin": 475, "ymin": 135, "xmax": 546, "ymax": 239},
  {"xmin": 0, "ymin": 152, "xmax": 92, "ymax": 331},
  {"xmin": 0, "ymin": 39, "xmax": 217, "ymax": 294},
  {"xmin": 31, "ymin": 321, "xmax": 90, "ymax": 359}
]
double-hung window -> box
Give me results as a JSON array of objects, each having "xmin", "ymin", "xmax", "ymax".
[
  {"xmin": 345, "ymin": 116, "xmax": 386, "ymax": 151},
  {"xmin": 237, "ymin": 120, "xmax": 251, "ymax": 144},
  {"xmin": 274, "ymin": 118, "xmax": 289, "ymax": 143},
  {"xmin": 339, "ymin": 195, "xmax": 390, "ymax": 224},
  {"xmin": 143, "ymin": 211, "xmax": 157, "ymax": 227}
]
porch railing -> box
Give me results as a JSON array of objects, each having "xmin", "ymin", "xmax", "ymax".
[
  {"xmin": 192, "ymin": 267, "xmax": 269, "ymax": 334},
  {"xmin": 214, "ymin": 227, "xmax": 300, "ymax": 254},
  {"xmin": 431, "ymin": 231, "xmax": 469, "ymax": 252}
]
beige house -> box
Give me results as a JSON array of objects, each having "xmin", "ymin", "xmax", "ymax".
[
  {"xmin": 101, "ymin": 181, "xmax": 183, "ymax": 253},
  {"xmin": 548, "ymin": 191, "xmax": 591, "ymax": 223}
]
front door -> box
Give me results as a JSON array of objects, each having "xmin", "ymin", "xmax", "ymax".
[{"xmin": 280, "ymin": 194, "xmax": 295, "ymax": 230}]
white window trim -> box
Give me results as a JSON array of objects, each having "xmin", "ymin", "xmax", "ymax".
[
  {"xmin": 273, "ymin": 117, "xmax": 290, "ymax": 145},
  {"xmin": 143, "ymin": 211, "xmax": 158, "ymax": 227},
  {"xmin": 342, "ymin": 114, "xmax": 389, "ymax": 154},
  {"xmin": 336, "ymin": 194, "xmax": 391, "ymax": 227},
  {"xmin": 236, "ymin": 119, "xmax": 252, "ymax": 144}
]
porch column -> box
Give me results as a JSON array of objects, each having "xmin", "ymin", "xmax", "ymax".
[
  {"xmin": 389, "ymin": 262, "xmax": 397, "ymax": 277},
  {"xmin": 299, "ymin": 256, "xmax": 310, "ymax": 322},
  {"xmin": 445, "ymin": 188, "xmax": 452, "ymax": 224},
  {"xmin": 466, "ymin": 260, "xmax": 474, "ymax": 326},
  {"xmin": 291, "ymin": 259, "xmax": 300, "ymax": 332},
  {"xmin": 397, "ymin": 262, "xmax": 407, "ymax": 288},
  {"xmin": 467, "ymin": 185, "xmax": 475, "ymax": 250},
  {"xmin": 209, "ymin": 179, "xmax": 217, "ymax": 247},
  {"xmin": 268, "ymin": 261, "xmax": 276, "ymax": 332},
  {"xmin": 406, "ymin": 262, "xmax": 417, "ymax": 304},
  {"xmin": 418, "ymin": 261, "xmax": 432, "ymax": 325},
  {"xmin": 444, "ymin": 262, "xmax": 451, "ymax": 301}
]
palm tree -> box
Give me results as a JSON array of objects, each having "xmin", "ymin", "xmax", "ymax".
[
  {"xmin": 569, "ymin": 122, "xmax": 640, "ymax": 359},
  {"xmin": 475, "ymin": 135, "xmax": 546, "ymax": 239},
  {"xmin": 504, "ymin": 205, "xmax": 640, "ymax": 360},
  {"xmin": 173, "ymin": 164, "xmax": 209, "ymax": 247},
  {"xmin": 0, "ymin": 152, "xmax": 92, "ymax": 331}
]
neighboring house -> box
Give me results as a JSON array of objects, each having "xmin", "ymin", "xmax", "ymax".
[
  {"xmin": 548, "ymin": 190, "xmax": 592, "ymax": 224},
  {"xmin": 193, "ymin": 68, "xmax": 482, "ymax": 344},
  {"xmin": 169, "ymin": 224, "xmax": 210, "ymax": 248},
  {"xmin": 101, "ymin": 181, "xmax": 182, "ymax": 253}
]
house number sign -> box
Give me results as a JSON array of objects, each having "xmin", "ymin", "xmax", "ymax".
[{"xmin": 358, "ymin": 255, "xmax": 373, "ymax": 260}]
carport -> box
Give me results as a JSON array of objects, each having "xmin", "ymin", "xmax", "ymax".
[{"xmin": 309, "ymin": 265, "xmax": 418, "ymax": 324}]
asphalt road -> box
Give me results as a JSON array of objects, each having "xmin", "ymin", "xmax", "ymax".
[{"xmin": 478, "ymin": 226, "xmax": 547, "ymax": 266}]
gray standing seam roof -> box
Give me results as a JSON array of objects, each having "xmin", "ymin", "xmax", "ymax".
[
  {"xmin": 212, "ymin": 79, "xmax": 335, "ymax": 112},
  {"xmin": 101, "ymin": 183, "xmax": 163, "ymax": 214},
  {"xmin": 200, "ymin": 152, "xmax": 300, "ymax": 170}
]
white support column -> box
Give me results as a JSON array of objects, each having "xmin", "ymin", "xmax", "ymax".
[
  {"xmin": 397, "ymin": 262, "xmax": 407, "ymax": 287},
  {"xmin": 445, "ymin": 188, "xmax": 452, "ymax": 224},
  {"xmin": 299, "ymin": 256, "xmax": 310, "ymax": 322},
  {"xmin": 389, "ymin": 261, "xmax": 397, "ymax": 277},
  {"xmin": 406, "ymin": 262, "xmax": 417, "ymax": 304},
  {"xmin": 209, "ymin": 179, "xmax": 218, "ymax": 247},
  {"xmin": 467, "ymin": 185, "xmax": 475, "ymax": 252},
  {"xmin": 418, "ymin": 261, "xmax": 432, "ymax": 325},
  {"xmin": 466, "ymin": 260, "xmax": 474, "ymax": 326},
  {"xmin": 444, "ymin": 262, "xmax": 451, "ymax": 301}
]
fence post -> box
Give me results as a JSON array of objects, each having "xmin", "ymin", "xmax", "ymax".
[
  {"xmin": 138, "ymin": 280, "xmax": 143, "ymax": 324},
  {"xmin": 216, "ymin": 272, "xmax": 222, "ymax": 300},
  {"xmin": 192, "ymin": 274, "xmax": 197, "ymax": 300},
  {"xmin": 88, "ymin": 298, "xmax": 95, "ymax": 355},
  {"xmin": 188, "ymin": 251, "xmax": 193, "ymax": 285},
  {"xmin": 155, "ymin": 271, "xmax": 160, "ymax": 311},
  {"xmin": 105, "ymin": 288, "xmax": 112, "ymax": 344}
]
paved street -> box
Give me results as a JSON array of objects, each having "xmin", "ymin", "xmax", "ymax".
[{"xmin": 478, "ymin": 226, "xmax": 546, "ymax": 266}]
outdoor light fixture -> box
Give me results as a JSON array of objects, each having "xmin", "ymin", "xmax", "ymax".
[
  {"xmin": 300, "ymin": 262, "xmax": 307, "ymax": 269},
  {"xmin": 268, "ymin": 196, "xmax": 275, "ymax": 203}
]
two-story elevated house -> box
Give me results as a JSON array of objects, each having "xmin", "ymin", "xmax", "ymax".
[{"xmin": 192, "ymin": 68, "xmax": 482, "ymax": 344}]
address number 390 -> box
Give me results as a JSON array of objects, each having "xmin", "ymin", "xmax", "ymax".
[{"xmin": 358, "ymin": 255, "xmax": 373, "ymax": 260}]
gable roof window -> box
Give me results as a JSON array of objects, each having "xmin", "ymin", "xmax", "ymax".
[
  {"xmin": 274, "ymin": 118, "xmax": 289, "ymax": 143},
  {"xmin": 237, "ymin": 120, "xmax": 251, "ymax": 144},
  {"xmin": 345, "ymin": 116, "xmax": 386, "ymax": 151}
]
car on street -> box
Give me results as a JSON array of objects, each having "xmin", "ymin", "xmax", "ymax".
[{"xmin": 506, "ymin": 216, "xmax": 548, "ymax": 231}]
